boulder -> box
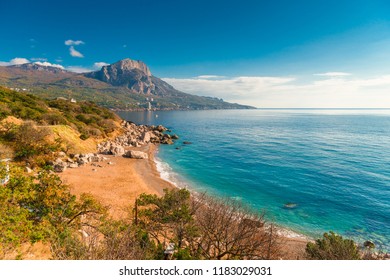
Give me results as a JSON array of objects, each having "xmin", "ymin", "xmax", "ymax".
[
  {"xmin": 78, "ymin": 157, "xmax": 89, "ymax": 165},
  {"xmin": 183, "ymin": 141, "xmax": 192, "ymax": 145},
  {"xmin": 57, "ymin": 151, "xmax": 67, "ymax": 158},
  {"xmin": 68, "ymin": 163, "xmax": 79, "ymax": 168},
  {"xmin": 171, "ymin": 134, "xmax": 179, "ymax": 139},
  {"xmin": 90, "ymin": 156, "xmax": 102, "ymax": 162},
  {"xmin": 141, "ymin": 131, "xmax": 151, "ymax": 143},
  {"xmin": 364, "ymin": 240, "xmax": 375, "ymax": 249},
  {"xmin": 162, "ymin": 138, "xmax": 174, "ymax": 145},
  {"xmin": 126, "ymin": 150, "xmax": 148, "ymax": 159},
  {"xmin": 110, "ymin": 145, "xmax": 125, "ymax": 156},
  {"xmin": 54, "ymin": 162, "xmax": 67, "ymax": 172},
  {"xmin": 156, "ymin": 125, "xmax": 167, "ymax": 132},
  {"xmin": 283, "ymin": 203, "xmax": 298, "ymax": 209},
  {"xmin": 54, "ymin": 158, "xmax": 63, "ymax": 164}
]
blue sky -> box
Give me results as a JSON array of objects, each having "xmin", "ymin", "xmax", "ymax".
[{"xmin": 1, "ymin": 0, "xmax": 390, "ymax": 107}]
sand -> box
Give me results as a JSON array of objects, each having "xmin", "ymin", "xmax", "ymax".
[
  {"xmin": 59, "ymin": 143, "xmax": 308, "ymax": 259},
  {"xmin": 59, "ymin": 144, "xmax": 174, "ymax": 219}
]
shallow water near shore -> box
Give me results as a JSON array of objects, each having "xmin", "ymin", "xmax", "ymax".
[{"xmin": 118, "ymin": 109, "xmax": 390, "ymax": 250}]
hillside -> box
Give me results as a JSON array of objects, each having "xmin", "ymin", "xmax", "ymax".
[
  {"xmin": 0, "ymin": 86, "xmax": 123, "ymax": 160},
  {"xmin": 0, "ymin": 59, "xmax": 255, "ymax": 110}
]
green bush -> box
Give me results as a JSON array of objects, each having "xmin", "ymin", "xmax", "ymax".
[{"xmin": 305, "ymin": 231, "xmax": 361, "ymax": 260}]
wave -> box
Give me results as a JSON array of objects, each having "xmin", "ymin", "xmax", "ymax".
[{"xmin": 154, "ymin": 154, "xmax": 191, "ymax": 189}]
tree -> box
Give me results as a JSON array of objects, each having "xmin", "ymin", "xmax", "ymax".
[
  {"xmin": 136, "ymin": 188, "xmax": 199, "ymax": 257},
  {"xmin": 0, "ymin": 165, "xmax": 107, "ymax": 259},
  {"xmin": 10, "ymin": 122, "xmax": 60, "ymax": 166},
  {"xmin": 191, "ymin": 195, "xmax": 281, "ymax": 260},
  {"xmin": 305, "ymin": 231, "xmax": 361, "ymax": 260}
]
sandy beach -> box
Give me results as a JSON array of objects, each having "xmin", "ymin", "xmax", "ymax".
[
  {"xmin": 58, "ymin": 143, "xmax": 308, "ymax": 259},
  {"xmin": 59, "ymin": 144, "xmax": 174, "ymax": 219}
]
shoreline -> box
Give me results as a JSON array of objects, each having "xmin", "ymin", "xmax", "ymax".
[
  {"xmin": 152, "ymin": 146, "xmax": 310, "ymax": 259},
  {"xmin": 59, "ymin": 143, "xmax": 309, "ymax": 259},
  {"xmin": 59, "ymin": 143, "xmax": 175, "ymax": 219}
]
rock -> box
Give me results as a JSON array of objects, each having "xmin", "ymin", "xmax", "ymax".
[
  {"xmin": 58, "ymin": 151, "xmax": 67, "ymax": 157},
  {"xmin": 54, "ymin": 163, "xmax": 67, "ymax": 172},
  {"xmin": 162, "ymin": 139, "xmax": 174, "ymax": 145},
  {"xmin": 183, "ymin": 141, "xmax": 192, "ymax": 145},
  {"xmin": 141, "ymin": 131, "xmax": 151, "ymax": 143},
  {"xmin": 283, "ymin": 203, "xmax": 298, "ymax": 209},
  {"xmin": 364, "ymin": 240, "xmax": 375, "ymax": 249},
  {"xmin": 68, "ymin": 163, "xmax": 79, "ymax": 168},
  {"xmin": 90, "ymin": 156, "xmax": 101, "ymax": 162},
  {"xmin": 25, "ymin": 167, "xmax": 33, "ymax": 173},
  {"xmin": 110, "ymin": 145, "xmax": 125, "ymax": 156},
  {"xmin": 175, "ymin": 147, "xmax": 181, "ymax": 150},
  {"xmin": 126, "ymin": 150, "xmax": 148, "ymax": 159},
  {"xmin": 77, "ymin": 158, "xmax": 88, "ymax": 165},
  {"xmin": 171, "ymin": 134, "xmax": 179, "ymax": 139},
  {"xmin": 156, "ymin": 125, "xmax": 167, "ymax": 132}
]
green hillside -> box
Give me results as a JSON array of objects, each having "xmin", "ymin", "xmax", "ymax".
[{"xmin": 0, "ymin": 86, "xmax": 121, "ymax": 138}]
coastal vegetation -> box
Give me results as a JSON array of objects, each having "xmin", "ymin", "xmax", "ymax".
[
  {"xmin": 0, "ymin": 86, "xmax": 121, "ymax": 166},
  {"xmin": 0, "ymin": 86, "xmax": 120, "ymax": 139},
  {"xmin": 305, "ymin": 231, "xmax": 361, "ymax": 260},
  {"xmin": 0, "ymin": 87, "xmax": 386, "ymax": 260}
]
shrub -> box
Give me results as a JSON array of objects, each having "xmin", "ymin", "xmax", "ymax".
[{"xmin": 305, "ymin": 231, "xmax": 361, "ymax": 260}]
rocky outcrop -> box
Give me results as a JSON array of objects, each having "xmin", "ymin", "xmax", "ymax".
[
  {"xmin": 85, "ymin": 59, "xmax": 156, "ymax": 95},
  {"xmin": 97, "ymin": 121, "xmax": 177, "ymax": 155},
  {"xmin": 51, "ymin": 121, "xmax": 178, "ymax": 171}
]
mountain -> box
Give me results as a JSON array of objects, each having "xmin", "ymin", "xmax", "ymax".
[
  {"xmin": 85, "ymin": 59, "xmax": 155, "ymax": 95},
  {"xmin": 0, "ymin": 59, "xmax": 255, "ymax": 110}
]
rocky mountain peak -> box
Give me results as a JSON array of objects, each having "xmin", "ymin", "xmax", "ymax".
[
  {"xmin": 85, "ymin": 58, "xmax": 156, "ymax": 95},
  {"xmin": 110, "ymin": 58, "xmax": 152, "ymax": 76}
]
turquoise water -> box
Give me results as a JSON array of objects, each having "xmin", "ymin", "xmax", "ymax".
[{"xmin": 118, "ymin": 109, "xmax": 390, "ymax": 250}]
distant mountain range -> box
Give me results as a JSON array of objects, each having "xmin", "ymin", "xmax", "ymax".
[{"xmin": 0, "ymin": 59, "xmax": 255, "ymax": 110}]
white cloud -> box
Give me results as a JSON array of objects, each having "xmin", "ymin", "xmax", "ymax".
[
  {"xmin": 66, "ymin": 66, "xmax": 92, "ymax": 73},
  {"xmin": 196, "ymin": 75, "xmax": 226, "ymax": 79},
  {"xmin": 65, "ymin": 40, "xmax": 85, "ymax": 46},
  {"xmin": 10, "ymin": 57, "xmax": 30, "ymax": 65},
  {"xmin": 64, "ymin": 39, "xmax": 85, "ymax": 58},
  {"xmin": 0, "ymin": 57, "xmax": 30, "ymax": 66},
  {"xmin": 162, "ymin": 74, "xmax": 390, "ymax": 108},
  {"xmin": 93, "ymin": 62, "xmax": 109, "ymax": 69},
  {"xmin": 314, "ymin": 72, "xmax": 352, "ymax": 77},
  {"xmin": 34, "ymin": 61, "xmax": 64, "ymax": 69},
  {"xmin": 69, "ymin": 46, "xmax": 84, "ymax": 58}
]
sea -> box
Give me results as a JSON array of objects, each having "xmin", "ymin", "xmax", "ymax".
[{"xmin": 118, "ymin": 109, "xmax": 390, "ymax": 251}]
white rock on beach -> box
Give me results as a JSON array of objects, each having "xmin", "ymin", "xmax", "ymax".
[{"xmin": 126, "ymin": 150, "xmax": 148, "ymax": 159}]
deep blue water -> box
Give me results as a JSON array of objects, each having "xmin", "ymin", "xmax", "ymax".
[{"xmin": 118, "ymin": 109, "xmax": 390, "ymax": 250}]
